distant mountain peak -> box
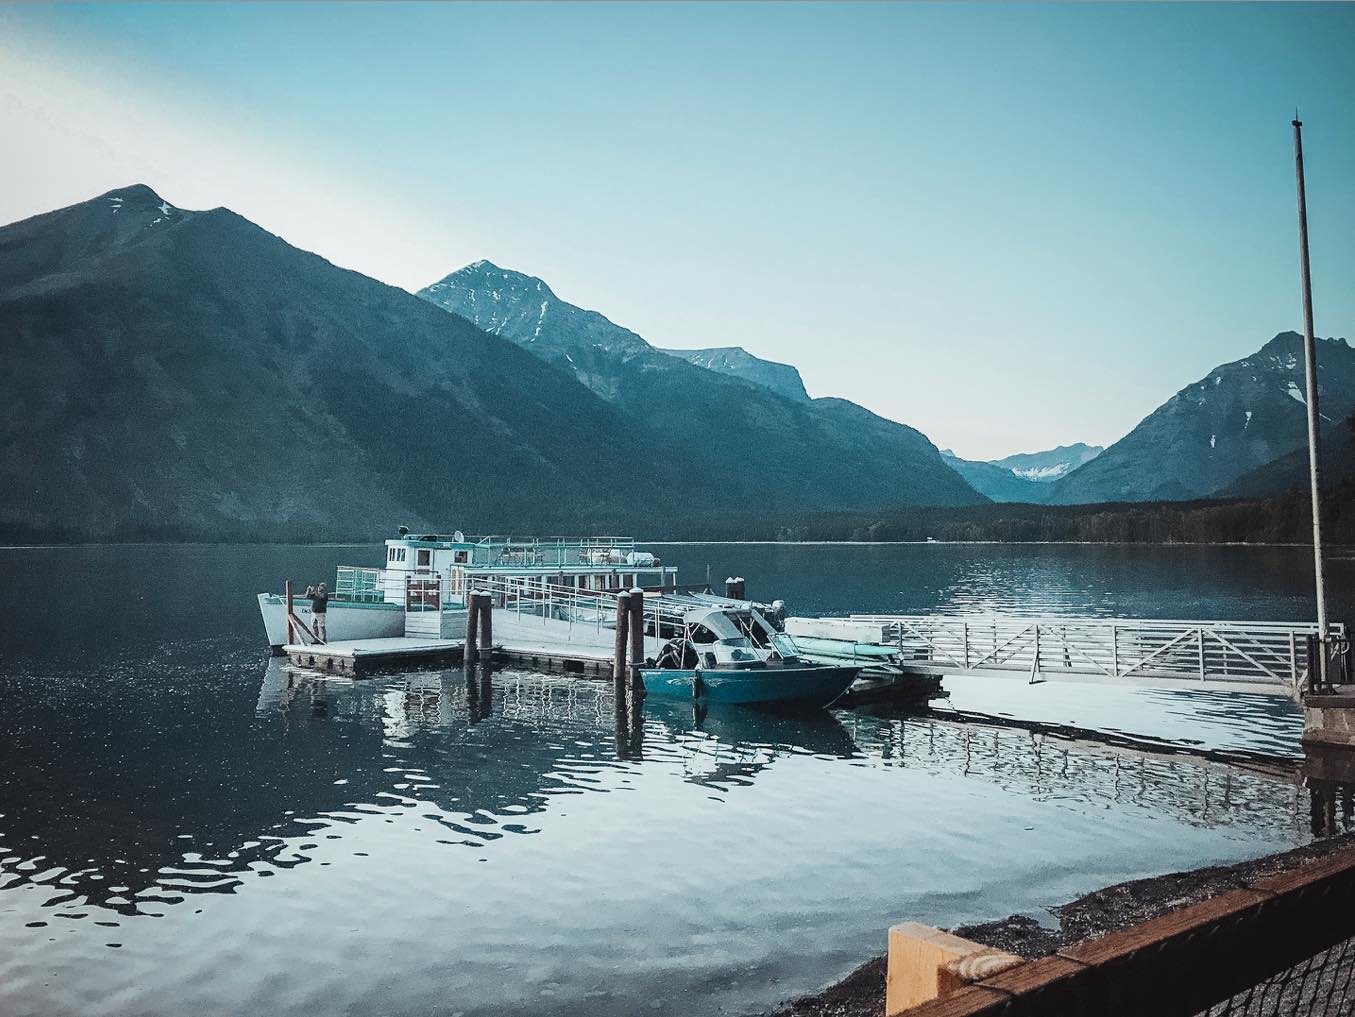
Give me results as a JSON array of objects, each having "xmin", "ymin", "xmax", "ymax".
[
  {"xmin": 100, "ymin": 183, "xmax": 164, "ymax": 204},
  {"xmin": 991, "ymin": 442, "xmax": 1103, "ymax": 482},
  {"xmin": 1261, "ymin": 330, "xmax": 1304, "ymax": 349},
  {"xmin": 96, "ymin": 185, "xmax": 184, "ymax": 225},
  {"xmin": 416, "ymin": 262, "xmax": 983, "ymax": 509},
  {"xmin": 661, "ymin": 346, "xmax": 810, "ymax": 402},
  {"xmin": 429, "ymin": 260, "xmax": 556, "ymax": 299},
  {"xmin": 1047, "ymin": 331, "xmax": 1355, "ymax": 504},
  {"xmin": 939, "ymin": 442, "xmax": 1102, "ymax": 500}
]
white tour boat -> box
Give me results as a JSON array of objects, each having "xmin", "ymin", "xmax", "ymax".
[{"xmin": 257, "ymin": 531, "xmax": 676, "ymax": 652}]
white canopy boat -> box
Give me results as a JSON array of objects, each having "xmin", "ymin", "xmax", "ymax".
[{"xmin": 258, "ymin": 531, "xmax": 676, "ymax": 652}]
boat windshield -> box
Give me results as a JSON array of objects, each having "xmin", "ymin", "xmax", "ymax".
[
  {"xmin": 770, "ymin": 632, "xmax": 800, "ymax": 658},
  {"xmin": 718, "ymin": 637, "xmax": 759, "ymax": 663}
]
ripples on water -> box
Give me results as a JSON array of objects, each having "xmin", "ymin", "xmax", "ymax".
[
  {"xmin": 0, "ymin": 657, "xmax": 1340, "ymax": 1017},
  {"xmin": 0, "ymin": 543, "xmax": 1351, "ymax": 1017}
]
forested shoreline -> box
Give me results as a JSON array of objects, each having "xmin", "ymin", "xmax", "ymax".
[
  {"xmin": 673, "ymin": 482, "xmax": 1355, "ymax": 545},
  {"xmin": 4, "ymin": 479, "xmax": 1353, "ymax": 547}
]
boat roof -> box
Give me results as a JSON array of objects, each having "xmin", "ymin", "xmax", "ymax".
[
  {"xmin": 385, "ymin": 533, "xmax": 640, "ymax": 550},
  {"xmin": 683, "ymin": 605, "xmax": 774, "ymax": 640}
]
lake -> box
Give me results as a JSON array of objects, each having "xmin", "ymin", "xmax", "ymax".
[{"xmin": 0, "ymin": 542, "xmax": 1349, "ymax": 1017}]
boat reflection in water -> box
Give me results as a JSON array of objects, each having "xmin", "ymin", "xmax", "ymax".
[{"xmin": 633, "ymin": 696, "xmax": 860, "ymax": 789}]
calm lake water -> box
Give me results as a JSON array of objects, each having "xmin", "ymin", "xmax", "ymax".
[{"xmin": 0, "ymin": 543, "xmax": 1350, "ymax": 1017}]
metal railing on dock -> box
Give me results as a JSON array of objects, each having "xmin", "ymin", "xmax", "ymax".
[
  {"xmin": 848, "ymin": 615, "xmax": 1348, "ymax": 694},
  {"xmin": 468, "ymin": 575, "xmax": 703, "ymax": 637}
]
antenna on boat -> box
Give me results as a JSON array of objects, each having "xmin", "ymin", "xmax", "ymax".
[{"xmin": 1291, "ymin": 114, "xmax": 1329, "ymax": 687}]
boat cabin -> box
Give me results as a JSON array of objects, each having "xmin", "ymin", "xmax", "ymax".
[{"xmin": 336, "ymin": 531, "xmax": 678, "ymax": 608}]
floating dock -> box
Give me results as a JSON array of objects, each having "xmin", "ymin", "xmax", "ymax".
[
  {"xmin": 280, "ymin": 579, "xmax": 1347, "ymax": 700},
  {"xmin": 283, "ymin": 635, "xmax": 625, "ymax": 678},
  {"xmin": 284, "ymin": 636, "xmax": 465, "ymax": 676}
]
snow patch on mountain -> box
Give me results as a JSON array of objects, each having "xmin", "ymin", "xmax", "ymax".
[{"xmin": 1012, "ymin": 463, "xmax": 1077, "ymax": 481}]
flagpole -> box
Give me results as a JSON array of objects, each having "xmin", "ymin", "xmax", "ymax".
[{"xmin": 1291, "ymin": 115, "xmax": 1328, "ymax": 687}]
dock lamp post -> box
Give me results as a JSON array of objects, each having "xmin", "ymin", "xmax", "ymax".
[{"xmin": 1292, "ymin": 116, "xmax": 1329, "ymax": 689}]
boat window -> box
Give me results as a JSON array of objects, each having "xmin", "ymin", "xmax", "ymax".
[
  {"xmin": 454, "ymin": 551, "xmax": 468, "ymax": 564},
  {"xmin": 396, "ymin": 548, "xmax": 406, "ymax": 562},
  {"xmin": 417, "ymin": 549, "xmax": 431, "ymax": 568},
  {"xmin": 731, "ymin": 613, "xmax": 772, "ymax": 649},
  {"xmin": 388, "ymin": 548, "xmax": 396, "ymax": 562},
  {"xmin": 689, "ymin": 624, "xmax": 717, "ymax": 644},
  {"xmin": 770, "ymin": 633, "xmax": 799, "ymax": 659},
  {"xmin": 719, "ymin": 636, "xmax": 753, "ymax": 649}
]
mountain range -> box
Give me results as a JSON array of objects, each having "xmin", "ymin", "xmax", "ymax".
[
  {"xmin": 0, "ymin": 186, "xmax": 680, "ymax": 540},
  {"xmin": 2, "ymin": 184, "xmax": 1350, "ymax": 541},
  {"xmin": 0, "ymin": 189, "xmax": 979, "ymax": 541},
  {"xmin": 418, "ymin": 261, "xmax": 980, "ymax": 515}
]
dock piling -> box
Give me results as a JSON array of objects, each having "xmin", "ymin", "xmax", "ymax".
[
  {"xmin": 286, "ymin": 579, "xmax": 295, "ymax": 645},
  {"xmin": 465, "ymin": 591, "xmax": 481, "ymax": 665},
  {"xmin": 477, "ymin": 591, "xmax": 493, "ymax": 662},
  {"xmin": 629, "ymin": 587, "xmax": 646, "ymax": 694},
  {"xmin": 612, "ymin": 592, "xmax": 631, "ymax": 687}
]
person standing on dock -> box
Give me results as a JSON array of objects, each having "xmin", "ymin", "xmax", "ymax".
[{"xmin": 305, "ymin": 582, "xmax": 329, "ymax": 642}]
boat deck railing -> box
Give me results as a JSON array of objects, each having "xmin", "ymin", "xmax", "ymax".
[
  {"xmin": 848, "ymin": 613, "xmax": 1348, "ymax": 692},
  {"xmin": 333, "ymin": 566, "xmax": 387, "ymax": 603},
  {"xmin": 467, "ymin": 535, "xmax": 640, "ymax": 567}
]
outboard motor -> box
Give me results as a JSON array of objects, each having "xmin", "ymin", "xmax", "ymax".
[{"xmin": 767, "ymin": 599, "xmax": 787, "ymax": 630}]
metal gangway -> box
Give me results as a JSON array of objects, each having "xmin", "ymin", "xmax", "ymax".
[
  {"xmin": 846, "ymin": 614, "xmax": 1349, "ymax": 696},
  {"xmin": 467, "ymin": 574, "xmax": 756, "ymax": 655}
]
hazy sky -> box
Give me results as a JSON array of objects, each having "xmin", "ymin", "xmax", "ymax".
[{"xmin": 2, "ymin": 3, "xmax": 1352, "ymax": 459}]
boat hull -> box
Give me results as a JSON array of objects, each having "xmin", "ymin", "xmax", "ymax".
[
  {"xmin": 257, "ymin": 593, "xmax": 405, "ymax": 652},
  {"xmin": 639, "ymin": 664, "xmax": 860, "ymax": 707}
]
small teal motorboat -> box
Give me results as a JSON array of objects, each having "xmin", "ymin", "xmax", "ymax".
[{"xmin": 640, "ymin": 606, "xmax": 860, "ymax": 707}]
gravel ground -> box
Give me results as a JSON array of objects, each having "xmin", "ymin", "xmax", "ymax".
[{"xmin": 765, "ymin": 835, "xmax": 1355, "ymax": 1017}]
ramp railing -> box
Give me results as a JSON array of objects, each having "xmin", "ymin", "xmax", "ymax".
[
  {"xmin": 466, "ymin": 575, "xmax": 747, "ymax": 643},
  {"xmin": 848, "ymin": 615, "xmax": 1348, "ymax": 694}
]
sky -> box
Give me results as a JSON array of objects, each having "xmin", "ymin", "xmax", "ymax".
[{"xmin": 1, "ymin": 2, "xmax": 1352, "ymax": 460}]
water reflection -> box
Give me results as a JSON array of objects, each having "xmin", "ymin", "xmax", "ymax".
[
  {"xmin": 1303, "ymin": 744, "xmax": 1355, "ymax": 839},
  {"xmin": 840, "ymin": 707, "xmax": 1311, "ymax": 838},
  {"xmin": 1, "ymin": 661, "xmax": 1334, "ymax": 929},
  {"xmin": 642, "ymin": 699, "xmax": 859, "ymax": 791}
]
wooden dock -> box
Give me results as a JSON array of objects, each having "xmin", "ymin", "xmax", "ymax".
[
  {"xmin": 284, "ymin": 637, "xmax": 466, "ymax": 676},
  {"xmin": 283, "ymin": 635, "xmax": 617, "ymax": 678}
]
